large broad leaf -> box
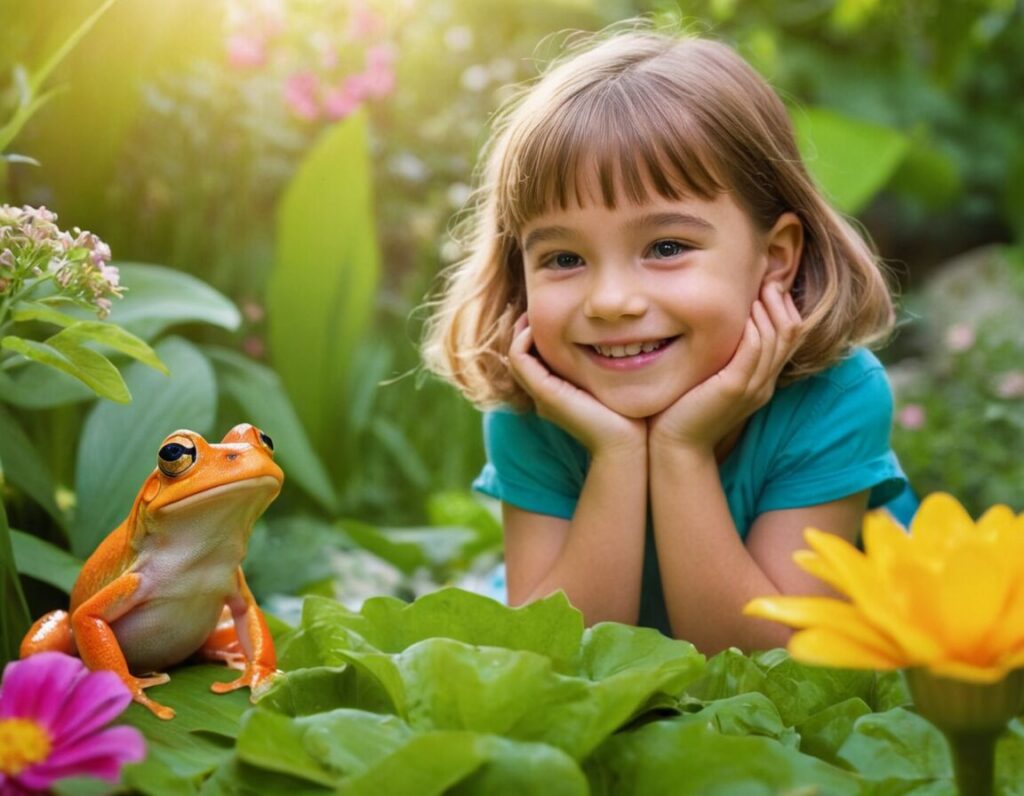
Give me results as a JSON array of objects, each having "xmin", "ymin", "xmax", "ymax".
[
  {"xmin": 837, "ymin": 707, "xmax": 953, "ymax": 784},
  {"xmin": 10, "ymin": 529, "xmax": 81, "ymax": 593},
  {"xmin": 266, "ymin": 111, "xmax": 380, "ymax": 454},
  {"xmin": 72, "ymin": 336, "xmax": 217, "ymax": 556},
  {"xmin": 791, "ymin": 106, "xmax": 910, "ymax": 214},
  {"xmin": 0, "ymin": 404, "xmax": 66, "ymax": 529},
  {"xmin": 203, "ymin": 345, "xmax": 336, "ymax": 514},
  {"xmin": 104, "ymin": 263, "xmax": 241, "ymax": 341},
  {"xmin": 0, "ymin": 498, "xmax": 31, "ymax": 664}
]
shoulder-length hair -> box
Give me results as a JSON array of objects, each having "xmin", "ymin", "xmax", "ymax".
[{"xmin": 422, "ymin": 24, "xmax": 895, "ymax": 409}]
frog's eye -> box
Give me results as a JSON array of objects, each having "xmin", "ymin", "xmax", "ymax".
[
  {"xmin": 258, "ymin": 431, "xmax": 274, "ymax": 453},
  {"xmin": 158, "ymin": 438, "xmax": 197, "ymax": 476}
]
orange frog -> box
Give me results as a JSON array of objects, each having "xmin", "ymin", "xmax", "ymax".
[{"xmin": 19, "ymin": 423, "xmax": 284, "ymax": 720}]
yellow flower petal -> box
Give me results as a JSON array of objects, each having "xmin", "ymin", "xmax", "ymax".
[
  {"xmin": 861, "ymin": 509, "xmax": 912, "ymax": 576},
  {"xmin": 931, "ymin": 541, "xmax": 1011, "ymax": 660},
  {"xmin": 744, "ymin": 595, "xmax": 905, "ymax": 662},
  {"xmin": 788, "ymin": 627, "xmax": 902, "ymax": 670},
  {"xmin": 977, "ymin": 504, "xmax": 1015, "ymax": 540},
  {"xmin": 910, "ymin": 492, "xmax": 975, "ymax": 555},
  {"xmin": 801, "ymin": 529, "xmax": 944, "ymax": 662}
]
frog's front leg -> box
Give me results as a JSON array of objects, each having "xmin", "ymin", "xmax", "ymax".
[
  {"xmin": 207, "ymin": 567, "xmax": 278, "ymax": 699},
  {"xmin": 72, "ymin": 572, "xmax": 175, "ymax": 720}
]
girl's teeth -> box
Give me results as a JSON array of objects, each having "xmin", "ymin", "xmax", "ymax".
[{"xmin": 593, "ymin": 340, "xmax": 666, "ymax": 358}]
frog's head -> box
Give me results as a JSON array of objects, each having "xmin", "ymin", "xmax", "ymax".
[{"xmin": 137, "ymin": 424, "xmax": 284, "ymax": 524}]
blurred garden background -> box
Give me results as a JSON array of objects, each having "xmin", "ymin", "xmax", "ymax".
[{"xmin": 2, "ymin": 0, "xmax": 1024, "ymax": 655}]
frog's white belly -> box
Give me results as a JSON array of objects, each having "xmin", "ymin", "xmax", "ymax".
[{"xmin": 111, "ymin": 535, "xmax": 246, "ymax": 673}]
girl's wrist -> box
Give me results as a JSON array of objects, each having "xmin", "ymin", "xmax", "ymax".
[{"xmin": 648, "ymin": 435, "xmax": 715, "ymax": 469}]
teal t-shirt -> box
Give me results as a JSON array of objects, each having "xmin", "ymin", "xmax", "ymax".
[{"xmin": 473, "ymin": 347, "xmax": 910, "ymax": 636}]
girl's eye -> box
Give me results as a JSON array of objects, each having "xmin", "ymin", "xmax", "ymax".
[
  {"xmin": 544, "ymin": 252, "xmax": 583, "ymax": 270},
  {"xmin": 650, "ymin": 240, "xmax": 689, "ymax": 259}
]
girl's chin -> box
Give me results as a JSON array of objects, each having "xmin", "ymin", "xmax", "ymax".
[{"xmin": 593, "ymin": 389, "xmax": 682, "ymax": 420}]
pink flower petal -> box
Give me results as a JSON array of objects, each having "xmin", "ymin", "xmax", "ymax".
[
  {"xmin": 51, "ymin": 669, "xmax": 133, "ymax": 747},
  {"xmin": 0, "ymin": 653, "xmax": 86, "ymax": 725},
  {"xmin": 23, "ymin": 725, "xmax": 145, "ymax": 786}
]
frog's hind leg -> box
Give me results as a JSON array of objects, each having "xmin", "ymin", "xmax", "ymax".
[
  {"xmin": 20, "ymin": 610, "xmax": 74, "ymax": 657},
  {"xmin": 198, "ymin": 606, "xmax": 247, "ymax": 670}
]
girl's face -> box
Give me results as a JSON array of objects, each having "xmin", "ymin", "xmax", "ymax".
[{"xmin": 520, "ymin": 177, "xmax": 780, "ymax": 419}]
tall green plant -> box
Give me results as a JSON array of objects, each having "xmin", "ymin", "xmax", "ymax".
[{"xmin": 266, "ymin": 111, "xmax": 380, "ymax": 478}]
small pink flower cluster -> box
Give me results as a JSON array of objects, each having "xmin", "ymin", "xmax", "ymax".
[
  {"xmin": 0, "ymin": 205, "xmax": 123, "ymax": 318},
  {"xmin": 284, "ymin": 44, "xmax": 396, "ymax": 122},
  {"xmin": 225, "ymin": 0, "xmax": 397, "ymax": 123}
]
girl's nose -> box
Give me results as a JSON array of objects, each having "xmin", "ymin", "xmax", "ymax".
[{"xmin": 582, "ymin": 268, "xmax": 648, "ymax": 320}]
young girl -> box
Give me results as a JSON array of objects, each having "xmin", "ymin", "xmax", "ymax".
[{"xmin": 423, "ymin": 25, "xmax": 909, "ymax": 654}]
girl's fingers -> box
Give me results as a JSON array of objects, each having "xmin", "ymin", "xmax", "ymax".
[
  {"xmin": 762, "ymin": 284, "xmax": 803, "ymax": 371},
  {"xmin": 748, "ymin": 299, "xmax": 778, "ymax": 388},
  {"xmin": 720, "ymin": 313, "xmax": 763, "ymax": 395}
]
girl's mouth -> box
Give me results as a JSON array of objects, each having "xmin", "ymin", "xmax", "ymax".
[{"xmin": 582, "ymin": 336, "xmax": 679, "ymax": 368}]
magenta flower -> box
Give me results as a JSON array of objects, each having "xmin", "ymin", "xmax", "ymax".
[{"xmin": 0, "ymin": 653, "xmax": 145, "ymax": 794}]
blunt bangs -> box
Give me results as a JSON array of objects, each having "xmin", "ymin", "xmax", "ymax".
[{"xmin": 501, "ymin": 72, "xmax": 727, "ymax": 233}]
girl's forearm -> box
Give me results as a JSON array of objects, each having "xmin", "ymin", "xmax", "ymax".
[
  {"xmin": 522, "ymin": 445, "xmax": 648, "ymax": 626},
  {"xmin": 648, "ymin": 444, "xmax": 791, "ymax": 654}
]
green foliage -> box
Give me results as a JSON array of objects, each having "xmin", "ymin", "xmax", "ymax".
[
  {"xmin": 889, "ymin": 246, "xmax": 1024, "ymax": 515},
  {"xmin": 88, "ymin": 589, "xmax": 1024, "ymax": 794},
  {"xmin": 266, "ymin": 111, "xmax": 379, "ymax": 463},
  {"xmin": 0, "ymin": 498, "xmax": 30, "ymax": 662}
]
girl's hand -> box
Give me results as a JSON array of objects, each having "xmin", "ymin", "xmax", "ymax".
[
  {"xmin": 648, "ymin": 283, "xmax": 803, "ymax": 455},
  {"xmin": 508, "ymin": 314, "xmax": 646, "ymax": 457}
]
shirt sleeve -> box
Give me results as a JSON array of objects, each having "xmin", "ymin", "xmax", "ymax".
[
  {"xmin": 757, "ymin": 363, "xmax": 907, "ymax": 512},
  {"xmin": 472, "ymin": 409, "xmax": 586, "ymax": 520}
]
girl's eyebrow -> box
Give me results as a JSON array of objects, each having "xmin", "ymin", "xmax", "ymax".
[
  {"xmin": 625, "ymin": 211, "xmax": 716, "ymax": 233},
  {"xmin": 522, "ymin": 212, "xmax": 715, "ymax": 253},
  {"xmin": 522, "ymin": 225, "xmax": 576, "ymax": 254}
]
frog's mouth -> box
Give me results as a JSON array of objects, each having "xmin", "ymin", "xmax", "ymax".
[{"xmin": 155, "ymin": 476, "xmax": 283, "ymax": 513}]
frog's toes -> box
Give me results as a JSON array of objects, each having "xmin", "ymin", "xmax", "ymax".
[
  {"xmin": 135, "ymin": 672, "xmax": 171, "ymax": 688},
  {"xmin": 137, "ymin": 695, "xmax": 176, "ymax": 720}
]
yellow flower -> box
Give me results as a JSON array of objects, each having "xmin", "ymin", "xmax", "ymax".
[{"xmin": 744, "ymin": 493, "xmax": 1024, "ymax": 684}]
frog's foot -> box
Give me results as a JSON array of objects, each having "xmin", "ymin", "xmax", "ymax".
[
  {"xmin": 210, "ymin": 664, "xmax": 279, "ymax": 700},
  {"xmin": 129, "ymin": 672, "xmax": 175, "ymax": 720},
  {"xmin": 200, "ymin": 644, "xmax": 247, "ymax": 671}
]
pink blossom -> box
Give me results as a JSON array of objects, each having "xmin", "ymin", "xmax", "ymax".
[
  {"xmin": 897, "ymin": 404, "xmax": 926, "ymax": 431},
  {"xmin": 227, "ymin": 33, "xmax": 268, "ymax": 69},
  {"xmin": 361, "ymin": 44, "xmax": 396, "ymax": 99},
  {"xmin": 241, "ymin": 299, "xmax": 265, "ymax": 324},
  {"xmin": 324, "ymin": 76, "xmax": 365, "ymax": 121},
  {"xmin": 284, "ymin": 72, "xmax": 321, "ymax": 121},
  {"xmin": 944, "ymin": 322, "xmax": 976, "ymax": 353},
  {"xmin": 243, "ymin": 335, "xmax": 266, "ymax": 359},
  {"xmin": 0, "ymin": 652, "xmax": 145, "ymax": 793},
  {"xmin": 996, "ymin": 371, "xmax": 1024, "ymax": 400}
]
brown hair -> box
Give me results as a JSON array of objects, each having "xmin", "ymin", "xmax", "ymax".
[{"xmin": 422, "ymin": 24, "xmax": 896, "ymax": 408}]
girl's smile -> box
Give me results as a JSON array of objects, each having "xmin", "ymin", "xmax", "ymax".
[{"xmin": 520, "ymin": 176, "xmax": 780, "ymax": 419}]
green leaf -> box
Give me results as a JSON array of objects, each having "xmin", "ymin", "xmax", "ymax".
[
  {"xmin": 0, "ymin": 363, "xmax": 94, "ymax": 408},
  {"xmin": 203, "ymin": 346, "xmax": 336, "ymax": 514},
  {"xmin": 72, "ymin": 336, "xmax": 216, "ymax": 556},
  {"xmin": 10, "ymin": 529, "xmax": 81, "ymax": 592},
  {"xmin": 585, "ymin": 715, "xmax": 863, "ymax": 795},
  {"xmin": 796, "ymin": 697, "xmax": 873, "ymax": 767},
  {"xmin": 235, "ymin": 709, "xmax": 342, "ymax": 787},
  {"xmin": 837, "ymin": 707, "xmax": 953, "ymax": 782},
  {"xmin": 425, "ymin": 491, "xmax": 503, "ymax": 561},
  {"xmin": 2, "ymin": 334, "xmax": 130, "ymax": 403},
  {"xmin": 0, "ymin": 404, "xmax": 66, "ymax": 529},
  {"xmin": 339, "ymin": 519, "xmax": 476, "ymax": 576},
  {"xmin": 301, "ymin": 588, "xmax": 584, "ymax": 666},
  {"xmin": 792, "ymin": 106, "xmax": 910, "ymax": 213},
  {"xmin": 267, "ymin": 112, "xmax": 380, "ymax": 450},
  {"xmin": 48, "ymin": 321, "xmax": 168, "ymax": 374},
  {"xmin": 119, "ymin": 664, "xmax": 252, "ymax": 791},
  {"xmin": 11, "ymin": 300, "xmax": 83, "ymax": 327},
  {"xmin": 0, "ymin": 497, "xmax": 31, "ymax": 664},
  {"xmin": 243, "ymin": 517, "xmax": 345, "ymax": 602},
  {"xmin": 104, "ymin": 263, "xmax": 241, "ymax": 341}
]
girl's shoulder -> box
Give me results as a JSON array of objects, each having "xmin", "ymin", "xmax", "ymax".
[{"xmin": 775, "ymin": 346, "xmax": 891, "ymax": 418}]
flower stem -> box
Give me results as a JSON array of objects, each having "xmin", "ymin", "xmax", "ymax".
[{"xmin": 946, "ymin": 730, "xmax": 998, "ymax": 796}]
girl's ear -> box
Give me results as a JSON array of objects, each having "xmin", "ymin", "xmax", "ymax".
[{"xmin": 762, "ymin": 212, "xmax": 803, "ymax": 292}]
